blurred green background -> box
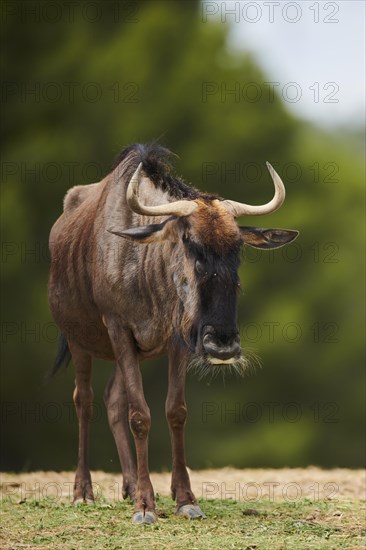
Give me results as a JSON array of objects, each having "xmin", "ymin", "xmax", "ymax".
[{"xmin": 1, "ymin": 0, "xmax": 364, "ymax": 472}]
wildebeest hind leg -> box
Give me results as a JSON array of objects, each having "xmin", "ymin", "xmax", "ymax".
[
  {"xmin": 70, "ymin": 345, "xmax": 95, "ymax": 504},
  {"xmin": 104, "ymin": 366, "xmax": 137, "ymax": 500}
]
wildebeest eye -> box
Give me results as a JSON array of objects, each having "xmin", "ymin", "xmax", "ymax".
[{"xmin": 195, "ymin": 260, "xmax": 205, "ymax": 276}]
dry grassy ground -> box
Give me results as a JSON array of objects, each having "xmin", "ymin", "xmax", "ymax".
[
  {"xmin": 1, "ymin": 468, "xmax": 365, "ymax": 549},
  {"xmin": 1, "ymin": 467, "xmax": 364, "ymax": 501}
]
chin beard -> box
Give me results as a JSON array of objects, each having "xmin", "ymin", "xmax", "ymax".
[{"xmin": 186, "ymin": 349, "xmax": 262, "ymax": 381}]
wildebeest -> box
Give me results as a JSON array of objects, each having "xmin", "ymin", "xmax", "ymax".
[{"xmin": 48, "ymin": 143, "xmax": 298, "ymax": 523}]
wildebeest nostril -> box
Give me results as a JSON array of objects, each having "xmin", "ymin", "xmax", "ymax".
[{"xmin": 203, "ymin": 333, "xmax": 214, "ymax": 345}]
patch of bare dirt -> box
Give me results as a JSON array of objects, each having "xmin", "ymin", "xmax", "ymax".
[{"xmin": 1, "ymin": 468, "xmax": 365, "ymax": 502}]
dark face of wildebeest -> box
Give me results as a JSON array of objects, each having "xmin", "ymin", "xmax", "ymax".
[{"xmin": 110, "ymin": 163, "xmax": 298, "ymax": 376}]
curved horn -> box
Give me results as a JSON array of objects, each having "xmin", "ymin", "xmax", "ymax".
[
  {"xmin": 126, "ymin": 163, "xmax": 197, "ymax": 217},
  {"xmin": 222, "ymin": 162, "xmax": 286, "ymax": 217}
]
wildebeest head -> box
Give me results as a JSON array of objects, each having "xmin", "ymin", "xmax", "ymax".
[{"xmin": 110, "ymin": 162, "xmax": 298, "ymax": 375}]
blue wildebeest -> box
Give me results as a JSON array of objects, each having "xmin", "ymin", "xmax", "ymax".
[{"xmin": 48, "ymin": 144, "xmax": 298, "ymax": 523}]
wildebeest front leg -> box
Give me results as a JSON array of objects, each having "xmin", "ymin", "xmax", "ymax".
[
  {"xmin": 70, "ymin": 345, "xmax": 95, "ymax": 504},
  {"xmin": 106, "ymin": 322, "xmax": 156, "ymax": 524},
  {"xmin": 166, "ymin": 346, "xmax": 206, "ymax": 519},
  {"xmin": 104, "ymin": 367, "xmax": 137, "ymax": 500}
]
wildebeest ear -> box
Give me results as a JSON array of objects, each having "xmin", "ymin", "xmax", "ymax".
[
  {"xmin": 239, "ymin": 227, "xmax": 299, "ymax": 249},
  {"xmin": 107, "ymin": 217, "xmax": 178, "ymax": 244}
]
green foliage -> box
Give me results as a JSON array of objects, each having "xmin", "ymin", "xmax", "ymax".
[{"xmin": 1, "ymin": 1, "xmax": 364, "ymax": 471}]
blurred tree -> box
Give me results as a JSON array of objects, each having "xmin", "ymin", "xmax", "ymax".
[{"xmin": 1, "ymin": 0, "xmax": 364, "ymax": 471}]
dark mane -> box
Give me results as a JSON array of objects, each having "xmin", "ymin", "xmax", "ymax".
[{"xmin": 112, "ymin": 143, "xmax": 219, "ymax": 201}]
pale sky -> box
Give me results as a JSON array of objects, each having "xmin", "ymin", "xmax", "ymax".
[{"xmin": 203, "ymin": 0, "xmax": 365, "ymax": 128}]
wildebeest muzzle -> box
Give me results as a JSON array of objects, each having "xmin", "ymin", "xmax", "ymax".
[{"xmin": 201, "ymin": 325, "xmax": 241, "ymax": 364}]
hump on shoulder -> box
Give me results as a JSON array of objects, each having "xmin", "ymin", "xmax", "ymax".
[
  {"xmin": 50, "ymin": 180, "xmax": 105, "ymax": 248},
  {"xmin": 63, "ymin": 182, "xmax": 100, "ymax": 213}
]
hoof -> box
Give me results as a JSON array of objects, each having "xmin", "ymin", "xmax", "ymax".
[
  {"xmin": 176, "ymin": 504, "xmax": 206, "ymax": 519},
  {"xmin": 73, "ymin": 497, "xmax": 95, "ymax": 506},
  {"xmin": 132, "ymin": 511, "xmax": 158, "ymax": 524}
]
